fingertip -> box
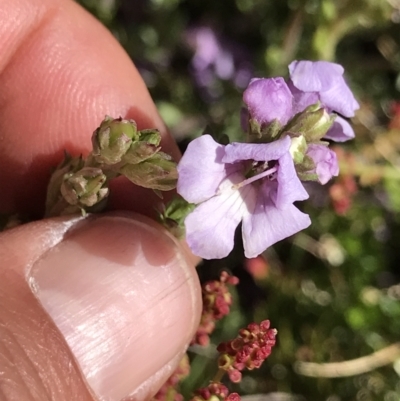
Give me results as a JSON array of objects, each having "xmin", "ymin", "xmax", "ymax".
[
  {"xmin": 0, "ymin": 0, "xmax": 178, "ymax": 215},
  {"xmin": 0, "ymin": 213, "xmax": 201, "ymax": 401}
]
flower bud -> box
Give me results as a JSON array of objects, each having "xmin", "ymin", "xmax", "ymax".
[
  {"xmin": 289, "ymin": 135, "xmax": 307, "ymax": 164},
  {"xmin": 120, "ymin": 152, "xmax": 178, "ymax": 191},
  {"xmin": 304, "ymin": 144, "xmax": 339, "ymax": 184},
  {"xmin": 60, "ymin": 167, "xmax": 108, "ymax": 208},
  {"xmin": 191, "ymin": 383, "xmax": 238, "ymax": 401},
  {"xmin": 122, "ymin": 129, "xmax": 162, "ymax": 164},
  {"xmin": 226, "ymin": 394, "xmax": 241, "ymax": 401},
  {"xmin": 122, "ymin": 129, "xmax": 161, "ymax": 164},
  {"xmin": 123, "ymin": 142, "xmax": 161, "ymax": 164},
  {"xmin": 45, "ymin": 153, "xmax": 84, "ymax": 213},
  {"xmin": 92, "ymin": 116, "xmax": 139, "ymax": 164},
  {"xmin": 139, "ymin": 128, "xmax": 162, "ymax": 145},
  {"xmin": 247, "ymin": 118, "xmax": 282, "ymax": 143},
  {"xmin": 159, "ymin": 196, "xmax": 196, "ymax": 238},
  {"xmin": 216, "ymin": 320, "xmax": 277, "ymax": 381},
  {"xmin": 295, "ymin": 154, "xmax": 318, "ymax": 182},
  {"xmin": 244, "ymin": 78, "xmax": 293, "ymax": 126},
  {"xmin": 284, "ymin": 103, "xmax": 335, "ymax": 142}
]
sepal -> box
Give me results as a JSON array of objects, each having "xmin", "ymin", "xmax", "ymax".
[
  {"xmin": 120, "ymin": 152, "xmax": 178, "ymax": 191},
  {"xmin": 284, "ymin": 103, "xmax": 335, "ymax": 142},
  {"xmin": 92, "ymin": 116, "xmax": 139, "ymax": 164},
  {"xmin": 159, "ymin": 196, "xmax": 195, "ymax": 238}
]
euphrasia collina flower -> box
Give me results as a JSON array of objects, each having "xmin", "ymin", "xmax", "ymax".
[
  {"xmin": 177, "ymin": 60, "xmax": 358, "ymax": 259},
  {"xmin": 177, "ymin": 135, "xmax": 310, "ymax": 259}
]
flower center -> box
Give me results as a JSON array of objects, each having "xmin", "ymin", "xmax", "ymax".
[{"xmin": 233, "ymin": 161, "xmax": 278, "ymax": 190}]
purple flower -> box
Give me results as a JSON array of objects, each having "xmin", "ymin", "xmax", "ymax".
[
  {"xmin": 177, "ymin": 135, "xmax": 311, "ymax": 259},
  {"xmin": 243, "ymin": 78, "xmax": 294, "ymax": 126},
  {"xmin": 324, "ymin": 116, "xmax": 355, "ymax": 141},
  {"xmin": 185, "ymin": 26, "xmax": 253, "ymax": 95},
  {"xmin": 288, "ymin": 60, "xmax": 359, "ymax": 141},
  {"xmin": 306, "ymin": 144, "xmax": 339, "ymax": 185}
]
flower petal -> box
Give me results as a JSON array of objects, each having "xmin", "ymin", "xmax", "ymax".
[
  {"xmin": 275, "ymin": 152, "xmax": 309, "ymax": 207},
  {"xmin": 324, "ymin": 116, "xmax": 355, "ymax": 142},
  {"xmin": 243, "ymin": 77, "xmax": 294, "ymax": 125},
  {"xmin": 319, "ymin": 79, "xmax": 360, "ymax": 117},
  {"xmin": 287, "ymin": 80, "xmax": 319, "ymax": 114},
  {"xmin": 177, "ymin": 135, "xmax": 231, "ymax": 203},
  {"xmin": 184, "ymin": 180, "xmax": 257, "ymax": 259},
  {"xmin": 223, "ymin": 136, "xmax": 291, "ymax": 163},
  {"xmin": 289, "ymin": 60, "xmax": 359, "ymax": 117},
  {"xmin": 306, "ymin": 144, "xmax": 339, "ymax": 184},
  {"xmin": 289, "ymin": 60, "xmax": 344, "ymax": 92},
  {"xmin": 242, "ymin": 183, "xmax": 311, "ymax": 258}
]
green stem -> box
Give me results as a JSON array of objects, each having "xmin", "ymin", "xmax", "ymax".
[{"xmin": 212, "ymin": 369, "xmax": 226, "ymax": 383}]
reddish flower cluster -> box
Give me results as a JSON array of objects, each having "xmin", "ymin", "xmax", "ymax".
[
  {"xmin": 151, "ymin": 354, "xmax": 190, "ymax": 401},
  {"xmin": 244, "ymin": 255, "xmax": 269, "ymax": 280},
  {"xmin": 330, "ymin": 174, "xmax": 357, "ymax": 215},
  {"xmin": 389, "ymin": 102, "xmax": 400, "ymax": 130},
  {"xmin": 191, "ymin": 382, "xmax": 240, "ymax": 401},
  {"xmin": 192, "ymin": 271, "xmax": 239, "ymax": 346},
  {"xmin": 329, "ymin": 147, "xmax": 357, "ymax": 215},
  {"xmin": 217, "ymin": 320, "xmax": 277, "ymax": 383}
]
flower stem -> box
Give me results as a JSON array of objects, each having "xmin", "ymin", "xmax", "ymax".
[{"xmin": 212, "ymin": 368, "xmax": 226, "ymax": 383}]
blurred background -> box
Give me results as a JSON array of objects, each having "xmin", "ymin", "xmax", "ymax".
[{"xmin": 76, "ymin": 1, "xmax": 400, "ymax": 400}]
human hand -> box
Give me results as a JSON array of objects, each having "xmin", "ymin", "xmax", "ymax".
[{"xmin": 0, "ymin": 1, "xmax": 201, "ymax": 400}]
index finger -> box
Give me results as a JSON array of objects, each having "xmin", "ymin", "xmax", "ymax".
[{"xmin": 0, "ymin": 0, "xmax": 178, "ymax": 217}]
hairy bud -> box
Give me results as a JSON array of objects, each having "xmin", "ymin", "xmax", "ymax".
[
  {"xmin": 92, "ymin": 116, "xmax": 139, "ymax": 164},
  {"xmin": 285, "ymin": 103, "xmax": 335, "ymax": 142},
  {"xmin": 61, "ymin": 167, "xmax": 108, "ymax": 208}
]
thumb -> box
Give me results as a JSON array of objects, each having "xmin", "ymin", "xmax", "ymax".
[{"xmin": 0, "ymin": 213, "xmax": 201, "ymax": 401}]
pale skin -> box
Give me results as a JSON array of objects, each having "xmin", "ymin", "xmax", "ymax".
[{"xmin": 0, "ymin": 0, "xmax": 202, "ymax": 400}]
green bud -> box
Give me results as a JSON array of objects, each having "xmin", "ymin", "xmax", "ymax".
[
  {"xmin": 139, "ymin": 129, "xmax": 162, "ymax": 146},
  {"xmin": 120, "ymin": 128, "xmax": 163, "ymax": 164},
  {"xmin": 247, "ymin": 118, "xmax": 262, "ymax": 141},
  {"xmin": 284, "ymin": 103, "xmax": 335, "ymax": 142},
  {"xmin": 289, "ymin": 135, "xmax": 308, "ymax": 164},
  {"xmin": 295, "ymin": 154, "xmax": 316, "ymax": 172},
  {"xmin": 123, "ymin": 142, "xmax": 160, "ymax": 164},
  {"xmin": 295, "ymin": 154, "xmax": 320, "ymax": 182},
  {"xmin": 45, "ymin": 153, "xmax": 84, "ymax": 214},
  {"xmin": 92, "ymin": 116, "xmax": 139, "ymax": 164},
  {"xmin": 61, "ymin": 167, "xmax": 109, "ymax": 208},
  {"xmin": 248, "ymin": 118, "xmax": 282, "ymax": 143},
  {"xmin": 296, "ymin": 171, "xmax": 319, "ymax": 182},
  {"xmin": 159, "ymin": 196, "xmax": 195, "ymax": 238},
  {"xmin": 120, "ymin": 152, "xmax": 178, "ymax": 191},
  {"xmin": 261, "ymin": 118, "xmax": 283, "ymax": 140}
]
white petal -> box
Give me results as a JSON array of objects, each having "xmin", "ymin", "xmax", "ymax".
[
  {"xmin": 177, "ymin": 135, "xmax": 232, "ymax": 204},
  {"xmin": 185, "ymin": 183, "xmax": 256, "ymax": 259}
]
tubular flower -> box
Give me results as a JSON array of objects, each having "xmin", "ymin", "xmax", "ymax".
[
  {"xmin": 177, "ymin": 134, "xmax": 310, "ymax": 259},
  {"xmin": 306, "ymin": 144, "xmax": 339, "ymax": 185},
  {"xmin": 288, "ymin": 60, "xmax": 359, "ymax": 142}
]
